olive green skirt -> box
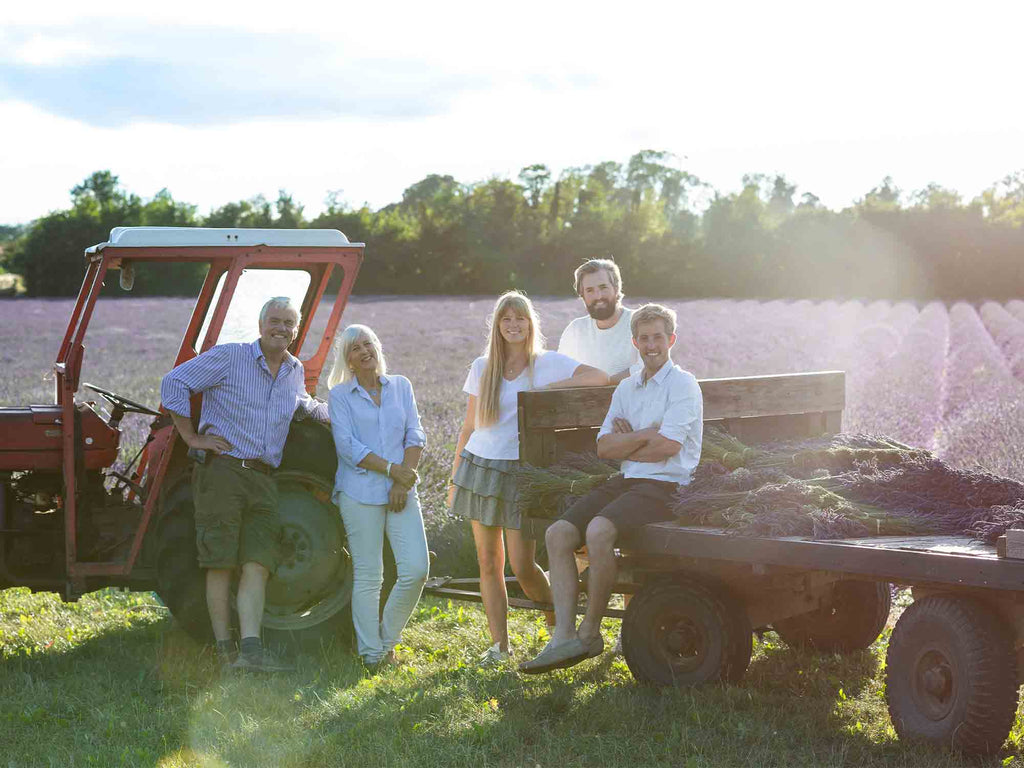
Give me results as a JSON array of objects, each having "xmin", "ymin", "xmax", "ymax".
[{"xmin": 451, "ymin": 450, "xmax": 521, "ymax": 529}]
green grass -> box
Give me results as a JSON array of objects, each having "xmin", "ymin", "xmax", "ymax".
[{"xmin": 3, "ymin": 588, "xmax": 1024, "ymax": 767}]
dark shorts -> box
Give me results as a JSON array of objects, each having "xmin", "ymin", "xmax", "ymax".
[
  {"xmin": 560, "ymin": 475, "xmax": 678, "ymax": 537},
  {"xmin": 192, "ymin": 456, "xmax": 281, "ymax": 572}
]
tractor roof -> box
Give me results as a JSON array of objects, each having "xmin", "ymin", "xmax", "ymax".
[{"xmin": 86, "ymin": 226, "xmax": 353, "ymax": 253}]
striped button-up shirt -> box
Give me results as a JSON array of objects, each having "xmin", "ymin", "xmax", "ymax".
[
  {"xmin": 329, "ymin": 374, "xmax": 426, "ymax": 506},
  {"xmin": 160, "ymin": 339, "xmax": 329, "ymax": 467}
]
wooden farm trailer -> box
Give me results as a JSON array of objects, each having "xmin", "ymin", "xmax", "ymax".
[{"xmin": 426, "ymin": 370, "xmax": 1024, "ymax": 755}]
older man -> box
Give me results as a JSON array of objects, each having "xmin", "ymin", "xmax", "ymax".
[
  {"xmin": 558, "ymin": 258, "xmax": 639, "ymax": 385},
  {"xmin": 522, "ymin": 304, "xmax": 703, "ymax": 674},
  {"xmin": 161, "ymin": 296, "xmax": 328, "ymax": 672}
]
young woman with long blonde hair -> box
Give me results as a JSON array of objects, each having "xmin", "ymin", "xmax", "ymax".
[{"xmin": 449, "ymin": 291, "xmax": 608, "ymax": 664}]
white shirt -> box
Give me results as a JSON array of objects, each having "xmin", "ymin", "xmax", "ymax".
[
  {"xmin": 558, "ymin": 307, "xmax": 639, "ymax": 378},
  {"xmin": 464, "ymin": 351, "xmax": 580, "ymax": 460},
  {"xmin": 597, "ymin": 359, "xmax": 703, "ymax": 485}
]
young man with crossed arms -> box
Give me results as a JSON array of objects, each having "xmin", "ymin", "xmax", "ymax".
[{"xmin": 522, "ymin": 303, "xmax": 703, "ymax": 673}]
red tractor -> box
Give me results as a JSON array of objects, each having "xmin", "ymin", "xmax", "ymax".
[{"xmin": 0, "ymin": 226, "xmax": 368, "ymax": 647}]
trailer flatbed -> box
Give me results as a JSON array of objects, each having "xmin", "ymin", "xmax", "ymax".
[{"xmin": 504, "ymin": 371, "xmax": 1024, "ymax": 755}]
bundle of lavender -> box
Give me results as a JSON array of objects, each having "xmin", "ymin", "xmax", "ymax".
[
  {"xmin": 515, "ymin": 427, "xmax": 1024, "ymax": 542},
  {"xmin": 675, "ymin": 429, "xmax": 1024, "ymax": 540},
  {"xmin": 515, "ymin": 453, "xmax": 620, "ymax": 519}
]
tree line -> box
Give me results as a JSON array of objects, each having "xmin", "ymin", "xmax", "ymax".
[{"xmin": 4, "ymin": 152, "xmax": 1024, "ymax": 301}]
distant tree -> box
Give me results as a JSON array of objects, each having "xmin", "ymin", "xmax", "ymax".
[
  {"xmin": 274, "ymin": 190, "xmax": 305, "ymax": 228},
  {"xmin": 518, "ymin": 164, "xmax": 551, "ymax": 208},
  {"xmin": 975, "ymin": 171, "xmax": 1024, "ymax": 226},
  {"xmin": 11, "ymin": 171, "xmax": 201, "ymax": 296},
  {"xmin": 910, "ymin": 183, "xmax": 962, "ymax": 211},
  {"xmin": 858, "ymin": 176, "xmax": 902, "ymax": 211},
  {"xmin": 202, "ymin": 196, "xmax": 274, "ymax": 228}
]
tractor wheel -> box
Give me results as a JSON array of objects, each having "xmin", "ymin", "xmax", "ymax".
[
  {"xmin": 155, "ymin": 480, "xmax": 213, "ymax": 643},
  {"xmin": 773, "ymin": 580, "xmax": 891, "ymax": 653},
  {"xmin": 885, "ymin": 595, "xmax": 1018, "ymax": 755},
  {"xmin": 259, "ymin": 471, "xmax": 353, "ymax": 651},
  {"xmin": 279, "ymin": 421, "xmax": 337, "ymax": 484},
  {"xmin": 154, "ymin": 470, "xmax": 391, "ymax": 653},
  {"xmin": 622, "ymin": 576, "xmax": 752, "ymax": 687}
]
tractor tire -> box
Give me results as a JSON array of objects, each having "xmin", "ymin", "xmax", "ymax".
[
  {"xmin": 153, "ymin": 469, "xmax": 394, "ymax": 653},
  {"xmin": 254, "ymin": 471, "xmax": 354, "ymax": 652},
  {"xmin": 622, "ymin": 576, "xmax": 752, "ymax": 687},
  {"xmin": 773, "ymin": 580, "xmax": 891, "ymax": 653},
  {"xmin": 155, "ymin": 479, "xmax": 213, "ymax": 643},
  {"xmin": 885, "ymin": 595, "xmax": 1018, "ymax": 755},
  {"xmin": 279, "ymin": 421, "xmax": 337, "ymax": 484}
]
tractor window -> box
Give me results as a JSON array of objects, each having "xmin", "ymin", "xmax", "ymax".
[{"xmin": 195, "ymin": 269, "xmax": 312, "ymax": 350}]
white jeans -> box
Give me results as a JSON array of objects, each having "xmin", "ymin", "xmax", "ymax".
[{"xmin": 337, "ymin": 490, "xmax": 429, "ymax": 663}]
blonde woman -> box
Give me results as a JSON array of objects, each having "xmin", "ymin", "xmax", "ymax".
[
  {"xmin": 328, "ymin": 324, "xmax": 429, "ymax": 670},
  {"xmin": 450, "ymin": 291, "xmax": 609, "ymax": 664}
]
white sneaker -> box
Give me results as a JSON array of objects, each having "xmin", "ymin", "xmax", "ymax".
[
  {"xmin": 611, "ymin": 632, "xmax": 623, "ymax": 656},
  {"xmin": 478, "ymin": 642, "xmax": 511, "ymax": 666}
]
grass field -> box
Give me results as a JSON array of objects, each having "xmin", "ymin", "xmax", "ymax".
[{"xmin": 4, "ymin": 295, "xmax": 1024, "ymax": 767}]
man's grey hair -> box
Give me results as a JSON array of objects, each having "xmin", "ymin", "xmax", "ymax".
[
  {"xmin": 573, "ymin": 258, "xmax": 623, "ymax": 297},
  {"xmin": 631, "ymin": 303, "xmax": 677, "ymax": 338},
  {"xmin": 259, "ymin": 296, "xmax": 301, "ymax": 326}
]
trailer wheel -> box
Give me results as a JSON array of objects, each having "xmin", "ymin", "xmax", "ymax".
[
  {"xmin": 622, "ymin": 577, "xmax": 752, "ymax": 687},
  {"xmin": 885, "ymin": 595, "xmax": 1018, "ymax": 755},
  {"xmin": 773, "ymin": 580, "xmax": 891, "ymax": 653}
]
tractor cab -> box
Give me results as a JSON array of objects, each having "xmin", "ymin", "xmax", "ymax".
[{"xmin": 0, "ymin": 227, "xmax": 363, "ymax": 614}]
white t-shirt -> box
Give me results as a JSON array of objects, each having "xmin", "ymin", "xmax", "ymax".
[
  {"xmin": 463, "ymin": 350, "xmax": 580, "ymax": 460},
  {"xmin": 558, "ymin": 307, "xmax": 639, "ymax": 378}
]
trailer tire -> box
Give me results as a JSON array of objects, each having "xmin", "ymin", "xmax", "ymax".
[
  {"xmin": 622, "ymin": 576, "xmax": 752, "ymax": 687},
  {"xmin": 885, "ymin": 595, "xmax": 1017, "ymax": 755},
  {"xmin": 773, "ymin": 580, "xmax": 891, "ymax": 653}
]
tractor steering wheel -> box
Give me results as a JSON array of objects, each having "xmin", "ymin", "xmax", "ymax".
[{"xmin": 82, "ymin": 383, "xmax": 162, "ymax": 417}]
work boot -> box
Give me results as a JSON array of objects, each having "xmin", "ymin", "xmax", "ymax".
[
  {"xmin": 230, "ymin": 638, "xmax": 294, "ymax": 673},
  {"xmin": 229, "ymin": 647, "xmax": 295, "ymax": 673}
]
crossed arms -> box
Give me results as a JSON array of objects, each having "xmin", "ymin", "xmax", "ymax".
[{"xmin": 596, "ymin": 418, "xmax": 681, "ymax": 463}]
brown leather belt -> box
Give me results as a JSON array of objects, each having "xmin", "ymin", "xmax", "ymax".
[{"xmin": 217, "ymin": 455, "xmax": 276, "ymax": 475}]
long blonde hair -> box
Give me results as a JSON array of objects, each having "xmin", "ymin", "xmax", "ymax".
[
  {"xmin": 476, "ymin": 291, "xmax": 545, "ymax": 427},
  {"xmin": 328, "ymin": 324, "xmax": 388, "ymax": 388}
]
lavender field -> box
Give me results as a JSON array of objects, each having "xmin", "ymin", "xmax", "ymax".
[
  {"xmin": 5, "ymin": 295, "xmax": 1024, "ymax": 484},
  {"xmin": 7, "ymin": 295, "xmax": 1024, "ymax": 767}
]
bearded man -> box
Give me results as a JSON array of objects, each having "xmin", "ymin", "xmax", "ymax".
[{"xmin": 557, "ymin": 258, "xmax": 639, "ymax": 385}]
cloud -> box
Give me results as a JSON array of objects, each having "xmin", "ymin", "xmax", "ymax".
[{"xmin": 0, "ymin": 24, "xmax": 488, "ymax": 127}]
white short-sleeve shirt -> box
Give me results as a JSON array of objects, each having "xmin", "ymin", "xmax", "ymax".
[
  {"xmin": 557, "ymin": 307, "xmax": 639, "ymax": 377},
  {"xmin": 597, "ymin": 359, "xmax": 703, "ymax": 485},
  {"xmin": 464, "ymin": 350, "xmax": 580, "ymax": 460}
]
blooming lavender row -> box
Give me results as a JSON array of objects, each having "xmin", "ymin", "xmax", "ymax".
[
  {"xmin": 1007, "ymin": 300, "xmax": 1024, "ymax": 325},
  {"xmin": 845, "ymin": 302, "xmax": 948, "ymax": 450},
  {"xmin": 935, "ymin": 303, "xmax": 1024, "ymax": 479},
  {"xmin": 980, "ymin": 301, "xmax": 1024, "ymax": 382}
]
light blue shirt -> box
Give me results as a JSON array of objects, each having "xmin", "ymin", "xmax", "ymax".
[
  {"xmin": 160, "ymin": 339, "xmax": 329, "ymax": 467},
  {"xmin": 329, "ymin": 374, "xmax": 426, "ymax": 506}
]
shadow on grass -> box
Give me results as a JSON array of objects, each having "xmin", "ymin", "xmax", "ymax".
[
  {"xmin": 3, "ymin": 610, "xmax": 1018, "ymax": 767},
  {"xmin": 0, "ymin": 612, "xmax": 375, "ymax": 766}
]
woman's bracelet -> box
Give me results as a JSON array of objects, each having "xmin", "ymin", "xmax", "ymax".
[{"xmin": 386, "ymin": 462, "xmax": 393, "ymax": 478}]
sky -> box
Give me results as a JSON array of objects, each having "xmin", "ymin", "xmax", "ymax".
[{"xmin": 2, "ymin": 0, "xmax": 1023, "ymax": 224}]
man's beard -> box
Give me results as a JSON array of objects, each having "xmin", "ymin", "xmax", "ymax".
[{"xmin": 586, "ymin": 299, "xmax": 619, "ymax": 321}]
